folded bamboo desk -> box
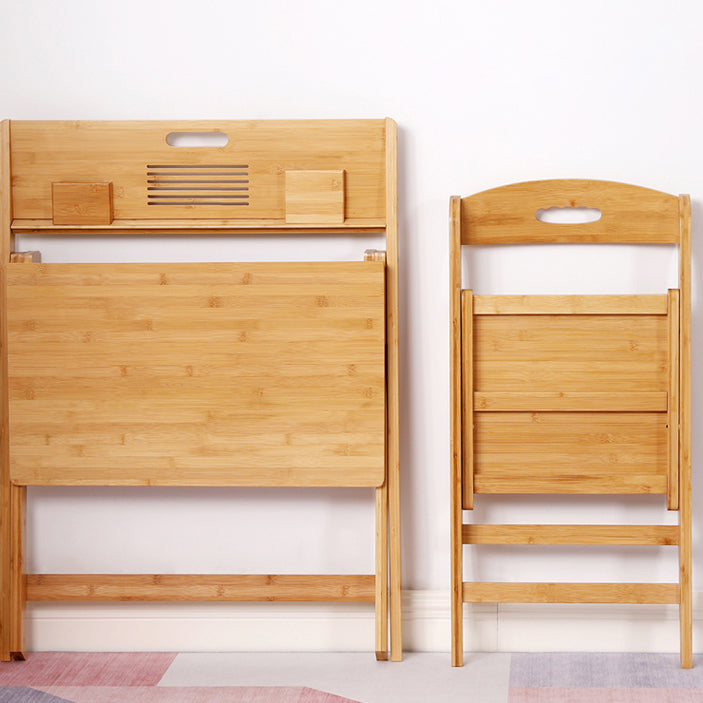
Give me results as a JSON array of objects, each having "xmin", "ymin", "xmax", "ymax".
[
  {"xmin": 450, "ymin": 180, "xmax": 692, "ymax": 667},
  {"xmin": 0, "ymin": 119, "xmax": 401, "ymax": 661}
]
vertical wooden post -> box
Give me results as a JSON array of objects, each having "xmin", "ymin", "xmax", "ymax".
[
  {"xmin": 10, "ymin": 486, "xmax": 24, "ymax": 659},
  {"xmin": 374, "ymin": 483, "xmax": 388, "ymax": 660},
  {"xmin": 384, "ymin": 118, "xmax": 402, "ymax": 662},
  {"xmin": 677, "ymin": 194, "xmax": 692, "ymax": 668},
  {"xmin": 667, "ymin": 289, "xmax": 680, "ymax": 511},
  {"xmin": 461, "ymin": 291, "xmax": 474, "ymax": 511},
  {"xmin": 0, "ymin": 119, "xmax": 13, "ymax": 661},
  {"xmin": 449, "ymin": 196, "xmax": 464, "ymax": 666},
  {"xmin": 366, "ymin": 249, "xmax": 389, "ymax": 660}
]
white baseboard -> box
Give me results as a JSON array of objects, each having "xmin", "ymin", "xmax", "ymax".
[{"xmin": 25, "ymin": 590, "xmax": 702, "ymax": 653}]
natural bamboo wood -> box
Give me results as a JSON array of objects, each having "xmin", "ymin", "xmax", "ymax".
[
  {"xmin": 9, "ymin": 485, "xmax": 25, "ymax": 660},
  {"xmin": 678, "ymin": 194, "xmax": 692, "ymax": 668},
  {"xmin": 52, "ymin": 182, "xmax": 113, "ymax": 225},
  {"xmin": 473, "ymin": 412, "xmax": 667, "ymax": 495},
  {"xmin": 10, "ymin": 121, "xmax": 387, "ymax": 223},
  {"xmin": 1, "ymin": 119, "xmax": 400, "ymax": 660},
  {"xmin": 449, "ymin": 196, "xmax": 464, "ymax": 667},
  {"xmin": 474, "ymin": 474, "xmax": 667, "ymax": 495},
  {"xmin": 366, "ymin": 249, "xmax": 389, "ymax": 660},
  {"xmin": 365, "ymin": 231, "xmax": 393, "ymax": 658},
  {"xmin": 375, "ymin": 483, "xmax": 389, "ymax": 661},
  {"xmin": 667, "ymin": 290, "xmax": 680, "ymax": 510},
  {"xmin": 7, "ymin": 262, "xmax": 386, "ymax": 488},
  {"xmin": 463, "ymin": 582, "xmax": 680, "ymax": 604},
  {"xmin": 364, "ymin": 249, "xmax": 386, "ymax": 264},
  {"xmin": 0, "ymin": 119, "xmax": 12, "ymax": 661},
  {"xmin": 452, "ymin": 180, "xmax": 690, "ymax": 668},
  {"xmin": 9, "ymin": 252, "xmax": 40, "ymax": 263},
  {"xmin": 11, "ymin": 218, "xmax": 387, "ymax": 235},
  {"xmin": 285, "ymin": 170, "xmax": 345, "ymax": 224},
  {"xmin": 463, "ymin": 524, "xmax": 679, "ymax": 546},
  {"xmin": 461, "ymin": 180, "xmax": 680, "ymax": 245},
  {"xmin": 474, "ymin": 295, "xmax": 668, "ymax": 315},
  {"xmin": 474, "ymin": 314, "xmax": 668, "ymax": 394},
  {"xmin": 461, "ymin": 291, "xmax": 474, "ymax": 510},
  {"xmin": 474, "ymin": 391, "xmax": 667, "ymax": 412},
  {"xmin": 385, "ymin": 118, "xmax": 402, "ymax": 662},
  {"xmin": 26, "ymin": 574, "xmax": 376, "ymax": 602}
]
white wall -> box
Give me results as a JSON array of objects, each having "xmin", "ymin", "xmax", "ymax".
[{"xmin": 2, "ymin": 0, "xmax": 702, "ymax": 651}]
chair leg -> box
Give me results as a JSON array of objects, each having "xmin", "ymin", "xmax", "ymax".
[
  {"xmin": 679, "ymin": 477, "xmax": 692, "ymax": 668},
  {"xmin": 451, "ymin": 552, "xmax": 463, "ymax": 666},
  {"xmin": 451, "ymin": 495, "xmax": 463, "ymax": 666}
]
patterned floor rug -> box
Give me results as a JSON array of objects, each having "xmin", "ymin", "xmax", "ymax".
[
  {"xmin": 0, "ymin": 653, "xmax": 359, "ymax": 703},
  {"xmin": 2, "ymin": 651, "xmax": 702, "ymax": 703}
]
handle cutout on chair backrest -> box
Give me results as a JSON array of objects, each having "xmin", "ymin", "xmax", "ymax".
[
  {"xmin": 166, "ymin": 132, "xmax": 229, "ymax": 147},
  {"xmin": 536, "ymin": 207, "xmax": 602, "ymax": 224}
]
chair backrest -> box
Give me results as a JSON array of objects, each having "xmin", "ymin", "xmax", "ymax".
[{"xmin": 459, "ymin": 178, "xmax": 682, "ymax": 245}]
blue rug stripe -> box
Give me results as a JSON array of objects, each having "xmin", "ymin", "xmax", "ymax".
[
  {"xmin": 509, "ymin": 653, "xmax": 703, "ymax": 688},
  {"xmin": 0, "ymin": 688, "xmax": 74, "ymax": 703}
]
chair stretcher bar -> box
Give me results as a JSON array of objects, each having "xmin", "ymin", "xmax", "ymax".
[
  {"xmin": 463, "ymin": 582, "xmax": 680, "ymax": 604},
  {"xmin": 463, "ymin": 524, "xmax": 679, "ymax": 545}
]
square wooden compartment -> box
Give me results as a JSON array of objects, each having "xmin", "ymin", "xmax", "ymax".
[
  {"xmin": 52, "ymin": 182, "xmax": 114, "ymax": 225},
  {"xmin": 285, "ymin": 170, "xmax": 345, "ymax": 224}
]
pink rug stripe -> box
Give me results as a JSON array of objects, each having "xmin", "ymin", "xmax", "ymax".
[
  {"xmin": 38, "ymin": 687, "xmax": 361, "ymax": 703},
  {"xmin": 298, "ymin": 688, "xmax": 362, "ymax": 703},
  {"xmin": 510, "ymin": 687, "xmax": 703, "ymax": 702},
  {"xmin": 0, "ymin": 653, "xmax": 176, "ymax": 686}
]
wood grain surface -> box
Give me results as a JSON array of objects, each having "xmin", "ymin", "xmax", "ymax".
[
  {"xmin": 27, "ymin": 574, "xmax": 375, "ymax": 602},
  {"xmin": 461, "ymin": 179, "xmax": 680, "ymax": 245},
  {"xmin": 7, "ymin": 262, "xmax": 386, "ymax": 487},
  {"xmin": 10, "ymin": 120, "xmax": 386, "ymax": 223}
]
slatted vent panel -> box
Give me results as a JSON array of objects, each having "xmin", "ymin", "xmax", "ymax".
[{"xmin": 147, "ymin": 164, "xmax": 250, "ymax": 206}]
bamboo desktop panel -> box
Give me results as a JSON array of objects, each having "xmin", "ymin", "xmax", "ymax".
[
  {"xmin": 0, "ymin": 119, "xmax": 401, "ymax": 661},
  {"xmin": 450, "ymin": 180, "xmax": 691, "ymax": 667}
]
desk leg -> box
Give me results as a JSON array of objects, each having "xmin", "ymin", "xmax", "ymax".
[
  {"xmin": 388, "ymin": 454, "xmax": 402, "ymax": 661},
  {"xmin": 0, "ymin": 488, "xmax": 8, "ymax": 661},
  {"xmin": 10, "ymin": 485, "xmax": 25, "ymax": 660},
  {"xmin": 375, "ymin": 483, "xmax": 388, "ymax": 660}
]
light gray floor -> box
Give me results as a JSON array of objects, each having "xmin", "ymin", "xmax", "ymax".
[{"xmin": 159, "ymin": 652, "xmax": 511, "ymax": 703}]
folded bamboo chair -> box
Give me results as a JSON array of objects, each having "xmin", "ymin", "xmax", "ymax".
[{"xmin": 450, "ymin": 180, "xmax": 692, "ymax": 667}]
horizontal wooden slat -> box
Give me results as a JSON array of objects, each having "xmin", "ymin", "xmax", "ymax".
[
  {"xmin": 463, "ymin": 582, "xmax": 680, "ymax": 604},
  {"xmin": 472, "ymin": 412, "xmax": 667, "ymax": 495},
  {"xmin": 11, "ymin": 218, "xmax": 386, "ymax": 235},
  {"xmin": 26, "ymin": 574, "xmax": 375, "ymax": 602},
  {"xmin": 474, "ymin": 474, "xmax": 668, "ymax": 495},
  {"xmin": 474, "ymin": 391, "xmax": 667, "ymax": 412},
  {"xmin": 460, "ymin": 179, "xmax": 680, "ymax": 245},
  {"xmin": 473, "ymin": 314, "xmax": 668, "ymax": 393},
  {"xmin": 462, "ymin": 524, "xmax": 679, "ymax": 545},
  {"xmin": 473, "ymin": 295, "xmax": 668, "ymax": 315}
]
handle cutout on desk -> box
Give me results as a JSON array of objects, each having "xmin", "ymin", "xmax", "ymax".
[
  {"xmin": 536, "ymin": 207, "xmax": 602, "ymax": 224},
  {"xmin": 166, "ymin": 132, "xmax": 229, "ymax": 148}
]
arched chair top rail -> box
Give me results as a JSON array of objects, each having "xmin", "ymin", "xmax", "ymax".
[{"xmin": 459, "ymin": 179, "xmax": 683, "ymax": 246}]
